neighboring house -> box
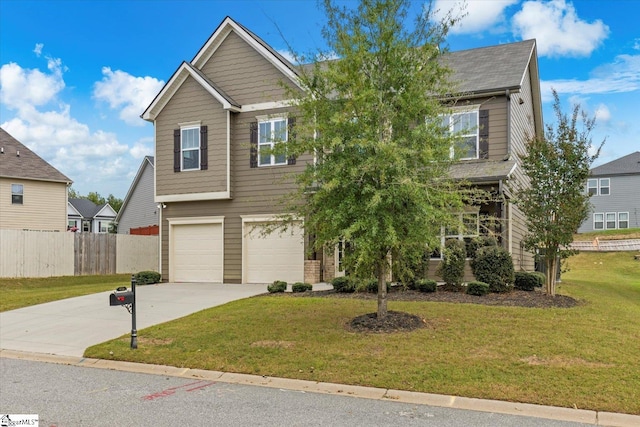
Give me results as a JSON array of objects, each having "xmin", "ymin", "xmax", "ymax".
[
  {"xmin": 0, "ymin": 127, "xmax": 72, "ymax": 231},
  {"xmin": 67, "ymin": 198, "xmax": 117, "ymax": 233},
  {"xmin": 116, "ymin": 156, "xmax": 158, "ymax": 234},
  {"xmin": 142, "ymin": 17, "xmax": 542, "ymax": 284},
  {"xmin": 578, "ymin": 151, "xmax": 640, "ymax": 233}
]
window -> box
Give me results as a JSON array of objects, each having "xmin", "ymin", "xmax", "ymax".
[
  {"xmin": 258, "ymin": 118, "xmax": 288, "ymax": 166},
  {"xmin": 618, "ymin": 212, "xmax": 629, "ymax": 229},
  {"xmin": 605, "ymin": 212, "xmax": 616, "ymax": 229},
  {"xmin": 181, "ymin": 126, "xmax": 200, "ymax": 171},
  {"xmin": 587, "ymin": 178, "xmax": 610, "ymax": 196},
  {"xmin": 432, "ymin": 212, "xmax": 480, "ymax": 259},
  {"xmin": 83, "ymin": 220, "xmax": 90, "ymax": 232},
  {"xmin": 441, "ymin": 111, "xmax": 479, "ymax": 160},
  {"xmin": 11, "ymin": 184, "xmax": 23, "ymax": 204},
  {"xmin": 593, "ymin": 213, "xmax": 604, "ymax": 230}
]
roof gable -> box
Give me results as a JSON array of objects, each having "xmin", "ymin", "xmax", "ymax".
[
  {"xmin": 0, "ymin": 127, "xmax": 72, "ymax": 184},
  {"xmin": 116, "ymin": 156, "xmax": 154, "ymax": 222},
  {"xmin": 591, "ymin": 151, "xmax": 640, "ymax": 176}
]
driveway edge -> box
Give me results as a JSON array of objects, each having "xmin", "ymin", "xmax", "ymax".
[{"xmin": 2, "ymin": 348, "xmax": 638, "ymax": 427}]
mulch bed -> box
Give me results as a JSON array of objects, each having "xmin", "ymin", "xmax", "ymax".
[{"xmin": 274, "ymin": 286, "xmax": 580, "ymax": 333}]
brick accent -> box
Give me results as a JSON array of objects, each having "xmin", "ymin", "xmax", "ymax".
[
  {"xmin": 322, "ymin": 247, "xmax": 336, "ymax": 282},
  {"xmin": 304, "ymin": 260, "xmax": 321, "ymax": 284}
]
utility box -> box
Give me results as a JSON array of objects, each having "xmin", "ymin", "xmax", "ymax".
[{"xmin": 109, "ymin": 289, "xmax": 134, "ymax": 306}]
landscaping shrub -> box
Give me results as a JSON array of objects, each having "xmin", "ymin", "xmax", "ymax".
[
  {"xmin": 415, "ymin": 279, "xmax": 437, "ymax": 293},
  {"xmin": 514, "ymin": 272, "xmax": 539, "ymax": 291},
  {"xmin": 291, "ymin": 282, "xmax": 312, "ymax": 293},
  {"xmin": 331, "ymin": 276, "xmax": 356, "ymax": 293},
  {"xmin": 531, "ymin": 271, "xmax": 545, "ymax": 287},
  {"xmin": 468, "ymin": 235, "xmax": 498, "ymax": 259},
  {"xmin": 471, "ymin": 246, "xmax": 515, "ymax": 293},
  {"xmin": 356, "ymin": 278, "xmax": 391, "ymax": 293},
  {"xmin": 267, "ymin": 280, "xmax": 287, "ymax": 293},
  {"xmin": 134, "ymin": 271, "xmax": 161, "ymax": 285},
  {"xmin": 466, "ymin": 281, "xmax": 490, "ymax": 296},
  {"xmin": 437, "ymin": 239, "xmax": 466, "ymax": 291}
]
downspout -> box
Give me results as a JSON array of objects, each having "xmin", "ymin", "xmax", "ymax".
[{"xmin": 505, "ymin": 89, "xmax": 511, "ymax": 160}]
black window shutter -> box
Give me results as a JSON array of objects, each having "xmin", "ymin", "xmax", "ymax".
[
  {"xmin": 479, "ymin": 109, "xmax": 489, "ymax": 159},
  {"xmin": 200, "ymin": 125, "xmax": 208, "ymax": 170},
  {"xmin": 287, "ymin": 117, "xmax": 296, "ymax": 165},
  {"xmin": 249, "ymin": 122, "xmax": 258, "ymax": 168},
  {"xmin": 173, "ymin": 129, "xmax": 181, "ymax": 172}
]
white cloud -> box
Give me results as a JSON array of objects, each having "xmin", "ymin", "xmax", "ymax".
[
  {"xmin": 433, "ymin": 0, "xmax": 518, "ymax": 34},
  {"xmin": 594, "ymin": 104, "xmax": 611, "ymax": 123},
  {"xmin": 33, "ymin": 43, "xmax": 44, "ymax": 57},
  {"xmin": 512, "ymin": 0, "xmax": 609, "ymax": 57},
  {"xmin": 129, "ymin": 138, "xmax": 154, "ymax": 159},
  {"xmin": 93, "ymin": 67, "xmax": 164, "ymax": 126},
  {"xmin": 0, "ymin": 61, "xmax": 65, "ymax": 110}
]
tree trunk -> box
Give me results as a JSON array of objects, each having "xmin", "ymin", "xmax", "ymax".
[
  {"xmin": 546, "ymin": 256, "xmax": 556, "ymax": 297},
  {"xmin": 377, "ymin": 259, "xmax": 388, "ymax": 319}
]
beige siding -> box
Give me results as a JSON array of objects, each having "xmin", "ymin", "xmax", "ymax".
[
  {"xmin": 200, "ymin": 31, "xmax": 296, "ymax": 105},
  {"xmin": 155, "ymin": 77, "xmax": 228, "ymax": 197},
  {"xmin": 510, "ymin": 67, "xmax": 537, "ymax": 163},
  {"xmin": 0, "ymin": 178, "xmax": 67, "ymax": 231}
]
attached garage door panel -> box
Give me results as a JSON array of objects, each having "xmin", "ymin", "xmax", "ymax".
[
  {"xmin": 245, "ymin": 222, "xmax": 304, "ymax": 284},
  {"xmin": 173, "ymin": 223, "xmax": 223, "ymax": 282}
]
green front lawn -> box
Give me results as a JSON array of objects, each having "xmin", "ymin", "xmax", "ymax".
[
  {"xmin": 85, "ymin": 252, "xmax": 640, "ymax": 415},
  {"xmin": 0, "ymin": 274, "xmax": 130, "ymax": 312},
  {"xmin": 574, "ymin": 227, "xmax": 640, "ymax": 241}
]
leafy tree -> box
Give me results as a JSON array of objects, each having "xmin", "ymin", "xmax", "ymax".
[
  {"xmin": 511, "ymin": 90, "xmax": 602, "ymax": 296},
  {"xmin": 281, "ymin": 0, "xmax": 470, "ymax": 319},
  {"xmin": 68, "ymin": 188, "xmax": 123, "ymax": 213}
]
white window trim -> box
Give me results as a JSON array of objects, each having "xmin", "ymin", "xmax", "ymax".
[
  {"xmin": 257, "ymin": 116, "xmax": 288, "ymax": 167},
  {"xmin": 11, "ymin": 183, "xmax": 24, "ymax": 205},
  {"xmin": 605, "ymin": 212, "xmax": 617, "ymax": 230},
  {"xmin": 431, "ymin": 211, "xmax": 480, "ymax": 260},
  {"xmin": 618, "ymin": 212, "xmax": 629, "ymax": 229},
  {"xmin": 599, "ymin": 178, "xmax": 610, "ymax": 196},
  {"xmin": 587, "ymin": 178, "xmax": 598, "ymax": 196},
  {"xmin": 593, "ymin": 213, "xmax": 604, "ymax": 230},
  {"xmin": 180, "ymin": 124, "xmax": 201, "ymax": 171},
  {"xmin": 441, "ymin": 107, "xmax": 480, "ymax": 160}
]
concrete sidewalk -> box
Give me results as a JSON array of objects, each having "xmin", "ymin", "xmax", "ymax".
[{"xmin": 0, "ymin": 282, "xmax": 279, "ymax": 356}]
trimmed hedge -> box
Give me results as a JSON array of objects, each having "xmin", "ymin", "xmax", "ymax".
[
  {"xmin": 416, "ymin": 279, "xmax": 437, "ymax": 293},
  {"xmin": 331, "ymin": 276, "xmax": 356, "ymax": 293},
  {"xmin": 471, "ymin": 246, "xmax": 515, "ymax": 293},
  {"xmin": 438, "ymin": 239, "xmax": 466, "ymax": 289},
  {"xmin": 514, "ymin": 272, "xmax": 538, "ymax": 291},
  {"xmin": 357, "ymin": 279, "xmax": 391, "ymax": 293},
  {"xmin": 466, "ymin": 281, "xmax": 490, "ymax": 296},
  {"xmin": 267, "ymin": 280, "xmax": 287, "ymax": 293},
  {"xmin": 134, "ymin": 271, "xmax": 161, "ymax": 285},
  {"xmin": 531, "ymin": 271, "xmax": 545, "ymax": 287},
  {"xmin": 291, "ymin": 282, "xmax": 312, "ymax": 293}
]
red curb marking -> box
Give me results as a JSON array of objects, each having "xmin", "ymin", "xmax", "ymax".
[{"xmin": 142, "ymin": 380, "xmax": 216, "ymax": 400}]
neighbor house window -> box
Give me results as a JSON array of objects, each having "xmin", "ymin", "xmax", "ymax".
[
  {"xmin": 258, "ymin": 117, "xmax": 288, "ymax": 166},
  {"xmin": 587, "ymin": 179, "xmax": 598, "ymax": 196},
  {"xmin": 441, "ymin": 111, "xmax": 479, "ymax": 160},
  {"xmin": 605, "ymin": 212, "xmax": 616, "ymax": 229},
  {"xmin": 618, "ymin": 212, "xmax": 629, "ymax": 229},
  {"xmin": 588, "ymin": 178, "xmax": 610, "ymax": 196},
  {"xmin": 593, "ymin": 213, "xmax": 604, "ymax": 230},
  {"xmin": 98, "ymin": 221, "xmax": 109, "ymax": 233},
  {"xmin": 599, "ymin": 178, "xmax": 610, "ymax": 195},
  {"xmin": 431, "ymin": 212, "xmax": 480, "ymax": 259},
  {"xmin": 181, "ymin": 126, "xmax": 200, "ymax": 171},
  {"xmin": 11, "ymin": 184, "xmax": 23, "ymax": 204}
]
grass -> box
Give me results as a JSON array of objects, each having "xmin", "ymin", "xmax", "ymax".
[
  {"xmin": 573, "ymin": 227, "xmax": 640, "ymax": 241},
  {"xmin": 0, "ymin": 274, "xmax": 130, "ymax": 312},
  {"xmin": 84, "ymin": 252, "xmax": 640, "ymax": 415}
]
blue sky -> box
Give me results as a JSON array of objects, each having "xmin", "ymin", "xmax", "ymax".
[{"xmin": 1, "ymin": 0, "xmax": 638, "ymax": 199}]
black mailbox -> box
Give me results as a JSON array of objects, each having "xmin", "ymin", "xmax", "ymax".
[{"xmin": 110, "ymin": 289, "xmax": 134, "ymax": 306}]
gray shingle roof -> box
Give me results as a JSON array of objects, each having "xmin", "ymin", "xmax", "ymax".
[
  {"xmin": 0, "ymin": 127, "xmax": 72, "ymax": 183},
  {"xmin": 449, "ymin": 159, "xmax": 517, "ymax": 182},
  {"xmin": 443, "ymin": 39, "xmax": 536, "ymax": 95},
  {"xmin": 69, "ymin": 198, "xmax": 104, "ymax": 218},
  {"xmin": 590, "ymin": 151, "xmax": 640, "ymax": 176}
]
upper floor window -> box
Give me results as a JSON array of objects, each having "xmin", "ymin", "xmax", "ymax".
[
  {"xmin": 181, "ymin": 126, "xmax": 200, "ymax": 171},
  {"xmin": 173, "ymin": 124, "xmax": 207, "ymax": 172},
  {"xmin": 11, "ymin": 184, "xmax": 23, "ymax": 204},
  {"xmin": 259, "ymin": 118, "xmax": 288, "ymax": 166},
  {"xmin": 441, "ymin": 111, "xmax": 479, "ymax": 160},
  {"xmin": 587, "ymin": 178, "xmax": 609, "ymax": 196}
]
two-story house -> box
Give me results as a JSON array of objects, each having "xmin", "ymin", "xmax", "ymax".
[
  {"xmin": 142, "ymin": 17, "xmax": 542, "ymax": 284},
  {"xmin": 578, "ymin": 151, "xmax": 640, "ymax": 233},
  {"xmin": 0, "ymin": 128, "xmax": 72, "ymax": 231}
]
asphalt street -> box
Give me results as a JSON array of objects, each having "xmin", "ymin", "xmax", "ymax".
[{"xmin": 0, "ymin": 358, "xmax": 592, "ymax": 427}]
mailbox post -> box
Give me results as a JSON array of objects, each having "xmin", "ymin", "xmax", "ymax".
[{"xmin": 108, "ymin": 275, "xmax": 137, "ymax": 349}]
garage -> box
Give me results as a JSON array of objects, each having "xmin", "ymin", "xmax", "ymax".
[
  {"xmin": 243, "ymin": 220, "xmax": 304, "ymax": 284},
  {"xmin": 171, "ymin": 221, "xmax": 223, "ymax": 282}
]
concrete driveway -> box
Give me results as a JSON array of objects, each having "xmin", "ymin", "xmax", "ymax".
[{"xmin": 0, "ymin": 282, "xmax": 276, "ymax": 357}]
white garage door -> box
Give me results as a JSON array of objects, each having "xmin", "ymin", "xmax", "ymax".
[
  {"xmin": 244, "ymin": 221, "xmax": 304, "ymax": 284},
  {"xmin": 172, "ymin": 223, "xmax": 223, "ymax": 282}
]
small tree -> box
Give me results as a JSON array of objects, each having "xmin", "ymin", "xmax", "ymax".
[
  {"xmin": 281, "ymin": 0, "xmax": 469, "ymax": 319},
  {"xmin": 437, "ymin": 239, "xmax": 466, "ymax": 290},
  {"xmin": 512, "ymin": 90, "xmax": 602, "ymax": 296}
]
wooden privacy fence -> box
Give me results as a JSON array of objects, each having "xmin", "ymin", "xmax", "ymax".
[{"xmin": 0, "ymin": 230, "xmax": 158, "ymax": 278}]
